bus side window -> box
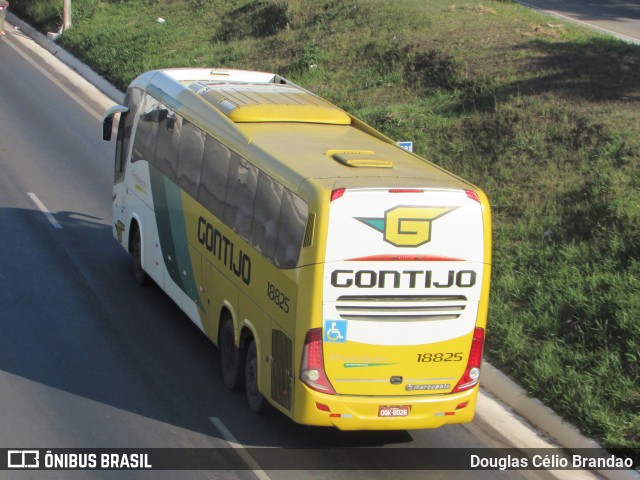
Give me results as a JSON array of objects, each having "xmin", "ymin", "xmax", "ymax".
[
  {"xmin": 250, "ymin": 171, "xmax": 283, "ymax": 260},
  {"xmin": 275, "ymin": 191, "xmax": 308, "ymax": 269},
  {"xmin": 131, "ymin": 93, "xmax": 160, "ymax": 164},
  {"xmin": 224, "ymin": 153, "xmax": 258, "ymax": 241},
  {"xmin": 199, "ymin": 135, "xmax": 231, "ymax": 220},
  {"xmin": 176, "ymin": 120, "xmax": 205, "ymax": 199},
  {"xmin": 154, "ymin": 107, "xmax": 182, "ymax": 181}
]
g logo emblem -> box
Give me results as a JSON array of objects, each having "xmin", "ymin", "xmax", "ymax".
[
  {"xmin": 385, "ymin": 206, "xmax": 453, "ymax": 247},
  {"xmin": 357, "ymin": 206, "xmax": 456, "ymax": 247}
]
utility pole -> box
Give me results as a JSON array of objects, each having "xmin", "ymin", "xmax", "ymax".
[{"xmin": 63, "ymin": 0, "xmax": 71, "ymax": 30}]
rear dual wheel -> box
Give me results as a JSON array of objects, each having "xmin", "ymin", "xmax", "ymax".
[
  {"xmin": 245, "ymin": 340, "xmax": 267, "ymax": 414},
  {"xmin": 220, "ymin": 318, "xmax": 245, "ymax": 391}
]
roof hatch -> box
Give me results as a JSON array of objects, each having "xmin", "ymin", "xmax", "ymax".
[{"xmin": 328, "ymin": 149, "xmax": 393, "ymax": 169}]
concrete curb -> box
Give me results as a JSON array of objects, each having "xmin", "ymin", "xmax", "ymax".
[
  {"xmin": 481, "ymin": 362, "xmax": 639, "ymax": 480},
  {"xmin": 5, "ymin": 11, "xmax": 638, "ymax": 479}
]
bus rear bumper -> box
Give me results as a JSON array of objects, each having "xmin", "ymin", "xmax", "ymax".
[{"xmin": 292, "ymin": 386, "xmax": 479, "ymax": 430}]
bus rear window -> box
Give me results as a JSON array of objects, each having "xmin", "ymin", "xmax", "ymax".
[
  {"xmin": 275, "ymin": 190, "xmax": 308, "ymax": 269},
  {"xmin": 251, "ymin": 171, "xmax": 284, "ymax": 259}
]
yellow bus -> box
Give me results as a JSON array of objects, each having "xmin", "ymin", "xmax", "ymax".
[{"xmin": 103, "ymin": 68, "xmax": 491, "ymax": 430}]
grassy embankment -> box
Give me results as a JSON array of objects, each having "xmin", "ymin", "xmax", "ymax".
[{"xmin": 13, "ymin": 0, "xmax": 639, "ymax": 458}]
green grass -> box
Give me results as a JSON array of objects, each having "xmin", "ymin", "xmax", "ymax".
[{"xmin": 12, "ymin": 0, "xmax": 639, "ymax": 458}]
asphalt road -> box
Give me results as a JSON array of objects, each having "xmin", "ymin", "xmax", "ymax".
[
  {"xmin": 518, "ymin": 0, "xmax": 640, "ymax": 42},
  {"xmin": 0, "ymin": 24, "xmax": 563, "ymax": 480}
]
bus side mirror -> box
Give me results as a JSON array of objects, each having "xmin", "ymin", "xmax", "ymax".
[{"xmin": 103, "ymin": 105, "xmax": 129, "ymax": 141}]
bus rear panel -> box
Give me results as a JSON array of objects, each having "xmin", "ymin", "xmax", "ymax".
[{"xmin": 295, "ymin": 186, "xmax": 489, "ymax": 429}]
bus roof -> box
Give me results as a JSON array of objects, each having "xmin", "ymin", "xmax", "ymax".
[{"xmin": 129, "ymin": 68, "xmax": 475, "ymax": 194}]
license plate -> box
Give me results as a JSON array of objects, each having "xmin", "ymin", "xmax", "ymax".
[{"xmin": 378, "ymin": 406, "xmax": 410, "ymax": 417}]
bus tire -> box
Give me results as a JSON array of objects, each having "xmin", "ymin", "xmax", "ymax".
[
  {"xmin": 245, "ymin": 339, "xmax": 267, "ymax": 414},
  {"xmin": 131, "ymin": 227, "xmax": 150, "ymax": 286},
  {"xmin": 220, "ymin": 318, "xmax": 245, "ymax": 391}
]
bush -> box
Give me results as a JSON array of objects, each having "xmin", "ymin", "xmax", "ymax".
[{"xmin": 215, "ymin": 1, "xmax": 289, "ymax": 41}]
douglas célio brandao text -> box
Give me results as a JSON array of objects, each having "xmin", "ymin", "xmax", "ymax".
[{"xmin": 470, "ymin": 453, "xmax": 634, "ymax": 470}]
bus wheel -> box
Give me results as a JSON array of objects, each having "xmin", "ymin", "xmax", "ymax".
[
  {"xmin": 245, "ymin": 339, "xmax": 267, "ymax": 413},
  {"xmin": 220, "ymin": 318, "xmax": 245, "ymax": 391},
  {"xmin": 131, "ymin": 228, "xmax": 150, "ymax": 285}
]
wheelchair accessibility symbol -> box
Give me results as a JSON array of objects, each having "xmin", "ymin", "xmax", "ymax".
[{"xmin": 324, "ymin": 320, "xmax": 348, "ymax": 343}]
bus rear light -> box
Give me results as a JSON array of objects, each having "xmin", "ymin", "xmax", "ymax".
[
  {"xmin": 389, "ymin": 189, "xmax": 424, "ymax": 193},
  {"xmin": 300, "ymin": 328, "xmax": 336, "ymax": 395},
  {"xmin": 315, "ymin": 402, "xmax": 331, "ymax": 412},
  {"xmin": 456, "ymin": 401, "xmax": 469, "ymax": 410},
  {"xmin": 330, "ymin": 188, "xmax": 346, "ymax": 202},
  {"xmin": 465, "ymin": 190, "xmax": 480, "ymax": 203},
  {"xmin": 347, "ymin": 254, "xmax": 463, "ymax": 262},
  {"xmin": 452, "ymin": 327, "xmax": 485, "ymax": 393}
]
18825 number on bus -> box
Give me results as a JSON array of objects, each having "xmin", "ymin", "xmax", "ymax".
[{"xmin": 267, "ymin": 282, "xmax": 290, "ymax": 313}]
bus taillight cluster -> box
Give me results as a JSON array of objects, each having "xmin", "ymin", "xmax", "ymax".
[{"xmin": 300, "ymin": 328, "xmax": 336, "ymax": 395}]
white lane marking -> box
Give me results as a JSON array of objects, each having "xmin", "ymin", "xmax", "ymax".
[
  {"xmin": 209, "ymin": 417, "xmax": 271, "ymax": 480},
  {"xmin": 27, "ymin": 193, "xmax": 62, "ymax": 229}
]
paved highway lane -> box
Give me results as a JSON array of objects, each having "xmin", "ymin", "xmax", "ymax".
[
  {"xmin": 0, "ymin": 29, "xmax": 561, "ymax": 480},
  {"xmin": 519, "ymin": 0, "xmax": 640, "ymax": 43},
  {"xmin": 0, "ymin": 32, "xmax": 242, "ymax": 480}
]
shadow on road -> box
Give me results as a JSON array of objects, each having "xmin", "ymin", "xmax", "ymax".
[{"xmin": 0, "ymin": 206, "xmax": 422, "ymax": 451}]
